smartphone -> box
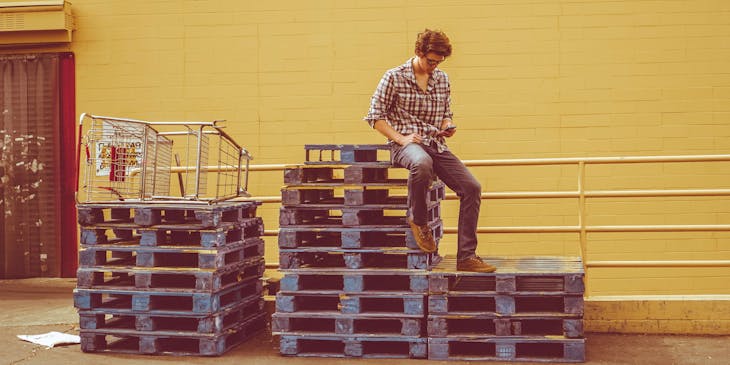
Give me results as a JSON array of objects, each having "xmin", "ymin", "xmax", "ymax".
[{"xmin": 439, "ymin": 125, "xmax": 456, "ymax": 136}]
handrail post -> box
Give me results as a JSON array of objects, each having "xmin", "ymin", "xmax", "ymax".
[
  {"xmin": 139, "ymin": 124, "xmax": 150, "ymax": 200},
  {"xmin": 578, "ymin": 161, "xmax": 588, "ymax": 295},
  {"xmin": 194, "ymin": 126, "xmax": 204, "ymax": 200}
]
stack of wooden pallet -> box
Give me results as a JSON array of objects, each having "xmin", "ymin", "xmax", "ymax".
[
  {"xmin": 273, "ymin": 144, "xmax": 445, "ymax": 359},
  {"xmin": 427, "ymin": 256, "xmax": 586, "ymax": 362},
  {"xmin": 73, "ymin": 201, "xmax": 266, "ymax": 356}
]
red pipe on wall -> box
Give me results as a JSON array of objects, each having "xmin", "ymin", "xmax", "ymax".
[{"xmin": 59, "ymin": 52, "xmax": 77, "ymax": 278}]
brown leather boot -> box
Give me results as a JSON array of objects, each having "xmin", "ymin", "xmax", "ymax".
[
  {"xmin": 457, "ymin": 256, "xmax": 497, "ymax": 273},
  {"xmin": 408, "ymin": 218, "xmax": 437, "ymax": 253}
]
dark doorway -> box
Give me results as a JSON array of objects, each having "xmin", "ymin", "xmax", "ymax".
[{"xmin": 0, "ymin": 52, "xmax": 77, "ymax": 278}]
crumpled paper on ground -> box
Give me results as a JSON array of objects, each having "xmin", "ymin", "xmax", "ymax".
[{"xmin": 17, "ymin": 331, "xmax": 80, "ymax": 348}]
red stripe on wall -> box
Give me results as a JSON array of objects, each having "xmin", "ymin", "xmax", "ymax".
[{"xmin": 59, "ymin": 52, "xmax": 77, "ymax": 277}]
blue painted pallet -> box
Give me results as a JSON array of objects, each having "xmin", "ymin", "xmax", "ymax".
[
  {"xmin": 79, "ymin": 311, "xmax": 266, "ymax": 356},
  {"xmin": 304, "ymin": 144, "xmax": 391, "ymax": 165},
  {"xmin": 272, "ymin": 312, "xmax": 424, "ymax": 337},
  {"xmin": 80, "ymin": 217, "xmax": 264, "ymax": 247},
  {"xmin": 278, "ymin": 248, "xmax": 438, "ymax": 270},
  {"xmin": 275, "ymin": 292, "xmax": 426, "ymax": 316},
  {"xmin": 279, "ymin": 334, "xmax": 427, "ymax": 359},
  {"xmin": 278, "ymin": 220, "xmax": 443, "ymax": 249},
  {"xmin": 74, "ymin": 272, "xmax": 264, "ymax": 314},
  {"xmin": 77, "ymin": 256, "xmax": 265, "ymax": 291},
  {"xmin": 281, "ymin": 181, "xmax": 444, "ymax": 206},
  {"xmin": 77, "ymin": 201, "xmax": 261, "ymax": 227},
  {"xmin": 79, "ymin": 295, "xmax": 264, "ymax": 334},
  {"xmin": 428, "ymin": 256, "xmax": 585, "ymax": 295},
  {"xmin": 428, "ymin": 293, "xmax": 584, "ymax": 317},
  {"xmin": 279, "ymin": 204, "xmax": 440, "ymax": 227},
  {"xmin": 428, "ymin": 336, "xmax": 585, "ymax": 362},
  {"xmin": 284, "ymin": 164, "xmax": 406, "ymax": 185},
  {"xmin": 79, "ymin": 237, "xmax": 264, "ymax": 270},
  {"xmin": 427, "ymin": 315, "xmax": 583, "ymax": 338},
  {"xmin": 279, "ymin": 269, "xmax": 429, "ymax": 294}
]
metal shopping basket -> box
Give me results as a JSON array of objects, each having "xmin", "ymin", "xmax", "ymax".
[{"xmin": 76, "ymin": 113, "xmax": 252, "ymax": 204}]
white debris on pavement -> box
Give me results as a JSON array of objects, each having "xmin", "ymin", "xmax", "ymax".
[{"xmin": 17, "ymin": 331, "xmax": 80, "ymax": 348}]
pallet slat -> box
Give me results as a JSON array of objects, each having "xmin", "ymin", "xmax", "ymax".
[
  {"xmin": 279, "ymin": 271, "xmax": 429, "ymax": 294},
  {"xmin": 279, "ymin": 249, "xmax": 439, "ymax": 270},
  {"xmin": 80, "ymin": 311, "xmax": 266, "ymax": 356},
  {"xmin": 76, "ymin": 256, "xmax": 265, "ymax": 291},
  {"xmin": 428, "ymin": 293, "xmax": 585, "ymax": 316},
  {"xmin": 303, "ymin": 144, "xmax": 391, "ymax": 165},
  {"xmin": 275, "ymin": 293, "xmax": 426, "ymax": 316},
  {"xmin": 79, "ymin": 296, "xmax": 264, "ymax": 334},
  {"xmin": 78, "ymin": 201, "xmax": 261, "ymax": 227},
  {"xmin": 428, "ymin": 337, "xmax": 585, "ymax": 362},
  {"xmin": 429, "ymin": 256, "xmax": 585, "ymax": 294},
  {"xmin": 273, "ymin": 313, "xmax": 424, "ymax": 337},
  {"xmin": 79, "ymin": 237, "xmax": 264, "ymax": 269},
  {"xmin": 284, "ymin": 165, "xmax": 406, "ymax": 185},
  {"xmin": 80, "ymin": 218, "xmax": 264, "ymax": 247},
  {"xmin": 280, "ymin": 334, "xmax": 427, "ymax": 358},
  {"xmin": 427, "ymin": 315, "xmax": 583, "ymax": 338},
  {"xmin": 281, "ymin": 182, "xmax": 444, "ymax": 206},
  {"xmin": 278, "ymin": 221, "xmax": 443, "ymax": 250},
  {"xmin": 279, "ymin": 204, "xmax": 440, "ymax": 227},
  {"xmin": 74, "ymin": 274, "xmax": 264, "ymax": 314}
]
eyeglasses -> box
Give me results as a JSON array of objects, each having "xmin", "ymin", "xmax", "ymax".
[{"xmin": 424, "ymin": 56, "xmax": 445, "ymax": 66}]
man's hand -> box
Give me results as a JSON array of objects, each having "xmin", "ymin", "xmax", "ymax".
[
  {"xmin": 438, "ymin": 124, "xmax": 457, "ymax": 138},
  {"xmin": 397, "ymin": 133, "xmax": 423, "ymax": 146}
]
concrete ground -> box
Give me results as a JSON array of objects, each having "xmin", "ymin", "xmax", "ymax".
[{"xmin": 1, "ymin": 278, "xmax": 727, "ymax": 365}]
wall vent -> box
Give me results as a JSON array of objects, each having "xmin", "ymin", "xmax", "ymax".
[
  {"xmin": 0, "ymin": 13, "xmax": 26, "ymax": 30},
  {"xmin": 0, "ymin": 1, "xmax": 74, "ymax": 45}
]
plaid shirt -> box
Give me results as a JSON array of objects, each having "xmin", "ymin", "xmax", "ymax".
[{"xmin": 364, "ymin": 57, "xmax": 453, "ymax": 152}]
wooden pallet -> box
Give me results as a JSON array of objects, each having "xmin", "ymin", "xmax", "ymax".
[
  {"xmin": 79, "ymin": 295, "xmax": 264, "ymax": 334},
  {"xmin": 279, "ymin": 204, "xmax": 441, "ymax": 227},
  {"xmin": 80, "ymin": 217, "xmax": 264, "ymax": 247},
  {"xmin": 279, "ymin": 270, "xmax": 429, "ymax": 294},
  {"xmin": 428, "ymin": 337, "xmax": 585, "ymax": 362},
  {"xmin": 79, "ymin": 311, "xmax": 266, "ymax": 356},
  {"xmin": 428, "ymin": 256, "xmax": 585, "ymax": 294},
  {"xmin": 279, "ymin": 334, "xmax": 427, "ymax": 358},
  {"xmin": 74, "ymin": 273, "xmax": 264, "ymax": 313},
  {"xmin": 304, "ymin": 144, "xmax": 391, "ymax": 165},
  {"xmin": 278, "ymin": 221, "xmax": 443, "ymax": 250},
  {"xmin": 77, "ymin": 256, "xmax": 265, "ymax": 291},
  {"xmin": 78, "ymin": 201, "xmax": 261, "ymax": 227},
  {"xmin": 79, "ymin": 237, "xmax": 264, "ymax": 270},
  {"xmin": 427, "ymin": 315, "xmax": 583, "ymax": 338},
  {"xmin": 284, "ymin": 165, "xmax": 406, "ymax": 185},
  {"xmin": 272, "ymin": 312, "xmax": 424, "ymax": 336},
  {"xmin": 281, "ymin": 182, "xmax": 444, "ymax": 206},
  {"xmin": 275, "ymin": 292, "xmax": 426, "ymax": 316},
  {"xmin": 428, "ymin": 293, "xmax": 584, "ymax": 316},
  {"xmin": 278, "ymin": 248, "xmax": 438, "ymax": 270}
]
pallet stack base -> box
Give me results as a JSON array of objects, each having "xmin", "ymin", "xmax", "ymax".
[
  {"xmin": 274, "ymin": 145, "xmax": 587, "ymax": 362},
  {"xmin": 275, "ymin": 144, "xmax": 444, "ymax": 359},
  {"xmin": 428, "ymin": 256, "xmax": 586, "ymax": 362},
  {"xmin": 74, "ymin": 201, "xmax": 266, "ymax": 356}
]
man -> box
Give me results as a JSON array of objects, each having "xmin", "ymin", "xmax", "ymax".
[{"xmin": 364, "ymin": 29, "xmax": 496, "ymax": 273}]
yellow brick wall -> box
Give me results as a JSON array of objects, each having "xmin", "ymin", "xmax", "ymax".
[{"xmin": 3, "ymin": 1, "xmax": 729, "ymax": 299}]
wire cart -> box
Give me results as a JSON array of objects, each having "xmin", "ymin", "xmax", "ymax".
[{"xmin": 76, "ymin": 113, "xmax": 252, "ymax": 204}]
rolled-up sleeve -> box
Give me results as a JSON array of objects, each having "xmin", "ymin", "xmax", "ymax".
[{"xmin": 364, "ymin": 71, "xmax": 396, "ymax": 128}]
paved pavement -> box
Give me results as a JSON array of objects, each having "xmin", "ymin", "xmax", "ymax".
[{"xmin": 2, "ymin": 278, "xmax": 727, "ymax": 365}]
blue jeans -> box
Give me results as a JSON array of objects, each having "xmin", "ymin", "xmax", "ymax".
[{"xmin": 390, "ymin": 142, "xmax": 482, "ymax": 261}]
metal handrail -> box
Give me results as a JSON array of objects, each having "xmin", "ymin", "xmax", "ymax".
[
  {"xmin": 252, "ymin": 154, "xmax": 730, "ymax": 280},
  {"xmin": 205, "ymin": 152, "xmax": 730, "ymax": 292}
]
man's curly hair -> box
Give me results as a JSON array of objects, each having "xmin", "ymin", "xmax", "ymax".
[{"xmin": 415, "ymin": 29, "xmax": 452, "ymax": 57}]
